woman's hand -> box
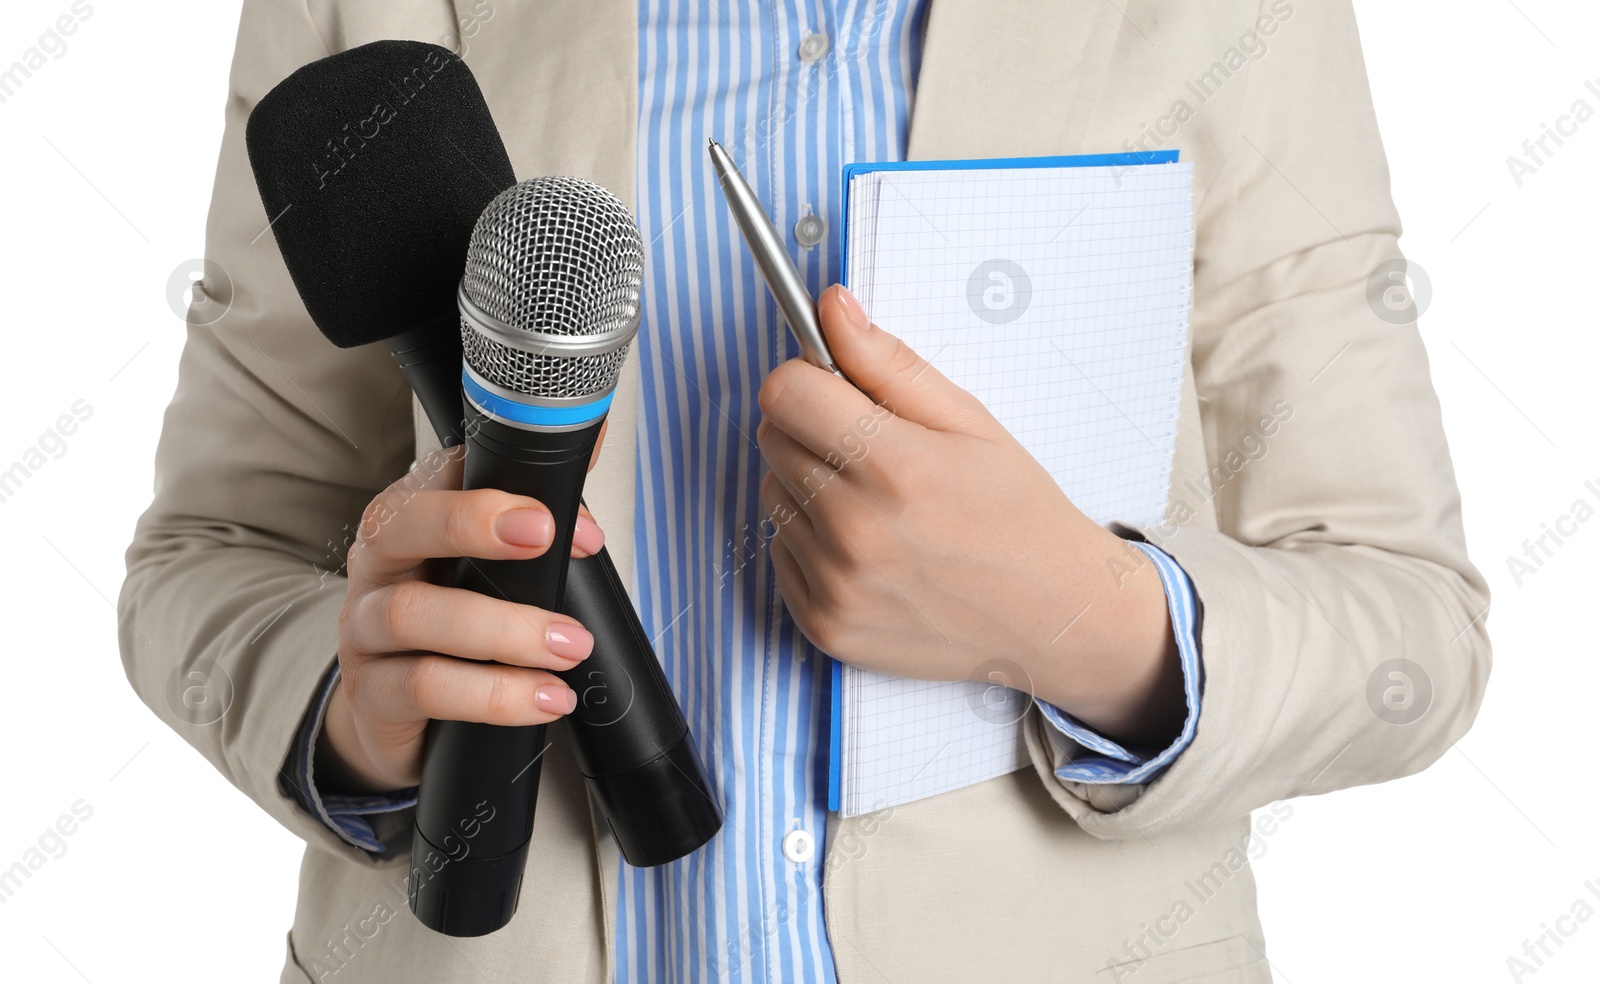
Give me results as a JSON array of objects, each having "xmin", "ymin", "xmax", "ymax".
[
  {"xmin": 318, "ymin": 441, "xmax": 608, "ymax": 794},
  {"xmin": 756, "ymin": 286, "xmax": 1185, "ymax": 748}
]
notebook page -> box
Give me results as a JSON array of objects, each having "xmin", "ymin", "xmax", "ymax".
[
  {"xmin": 838, "ymin": 162, "xmax": 1193, "ymax": 817},
  {"xmin": 845, "ymin": 171, "xmax": 883, "ymax": 319}
]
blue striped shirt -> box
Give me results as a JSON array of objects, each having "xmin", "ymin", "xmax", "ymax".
[{"xmin": 287, "ymin": 4, "xmax": 1204, "ymax": 981}]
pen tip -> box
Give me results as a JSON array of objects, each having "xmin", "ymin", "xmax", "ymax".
[{"xmin": 707, "ymin": 137, "xmax": 717, "ymax": 149}]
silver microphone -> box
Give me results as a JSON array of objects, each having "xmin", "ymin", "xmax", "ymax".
[
  {"xmin": 459, "ymin": 175, "xmax": 643, "ymax": 409},
  {"xmin": 411, "ymin": 176, "xmax": 721, "ymax": 939}
]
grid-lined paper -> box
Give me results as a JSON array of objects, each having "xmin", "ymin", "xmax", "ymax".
[{"xmin": 837, "ymin": 161, "xmax": 1194, "ymax": 818}]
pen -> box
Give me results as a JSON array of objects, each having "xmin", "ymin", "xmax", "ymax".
[{"xmin": 707, "ymin": 138, "xmax": 853, "ymax": 385}]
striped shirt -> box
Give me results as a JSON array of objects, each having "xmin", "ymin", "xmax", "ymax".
[{"xmin": 288, "ymin": 4, "xmax": 1204, "ymax": 981}]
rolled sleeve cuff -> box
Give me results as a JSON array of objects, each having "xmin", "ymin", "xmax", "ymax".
[
  {"xmin": 284, "ymin": 661, "xmax": 418, "ymax": 854},
  {"xmin": 1033, "ymin": 540, "xmax": 1204, "ymax": 785}
]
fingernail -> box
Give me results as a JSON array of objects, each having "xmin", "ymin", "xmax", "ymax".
[
  {"xmin": 496, "ymin": 508, "xmax": 553, "ymax": 548},
  {"xmin": 535, "ymin": 684, "xmax": 577, "ymax": 715},
  {"xmin": 573, "ymin": 513, "xmax": 606, "ymax": 555},
  {"xmin": 836, "ymin": 287, "xmax": 868, "ymax": 330},
  {"xmin": 546, "ymin": 622, "xmax": 594, "ymax": 660}
]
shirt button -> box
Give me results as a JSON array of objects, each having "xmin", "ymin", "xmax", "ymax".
[
  {"xmin": 794, "ymin": 210, "xmax": 826, "ymax": 249},
  {"xmin": 798, "ymin": 32, "xmax": 830, "ymax": 64},
  {"xmin": 782, "ymin": 828, "xmax": 815, "ymax": 863}
]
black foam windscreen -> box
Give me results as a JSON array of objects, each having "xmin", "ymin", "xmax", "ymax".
[{"xmin": 245, "ymin": 40, "xmax": 516, "ymax": 348}]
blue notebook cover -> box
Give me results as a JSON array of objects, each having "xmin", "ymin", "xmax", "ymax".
[{"xmin": 826, "ymin": 149, "xmax": 1182, "ymax": 813}]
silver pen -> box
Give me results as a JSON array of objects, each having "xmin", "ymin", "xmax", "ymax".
[{"xmin": 707, "ymin": 138, "xmax": 852, "ymax": 384}]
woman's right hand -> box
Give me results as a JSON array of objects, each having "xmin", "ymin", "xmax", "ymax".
[{"xmin": 318, "ymin": 446, "xmax": 606, "ymax": 794}]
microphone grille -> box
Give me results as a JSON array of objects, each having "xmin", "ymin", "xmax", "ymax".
[{"xmin": 461, "ymin": 176, "xmax": 644, "ymax": 399}]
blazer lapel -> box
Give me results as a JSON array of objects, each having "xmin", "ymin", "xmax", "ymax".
[
  {"xmin": 458, "ymin": 0, "xmax": 638, "ymax": 208},
  {"xmin": 908, "ymin": 0, "xmax": 1126, "ymax": 161}
]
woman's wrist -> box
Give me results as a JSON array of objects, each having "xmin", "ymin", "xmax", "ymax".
[{"xmin": 1019, "ymin": 529, "xmax": 1187, "ymax": 749}]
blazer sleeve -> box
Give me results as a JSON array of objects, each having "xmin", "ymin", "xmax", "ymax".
[
  {"xmin": 117, "ymin": 0, "xmax": 434, "ymax": 864},
  {"xmin": 1026, "ymin": 0, "xmax": 1492, "ymax": 835}
]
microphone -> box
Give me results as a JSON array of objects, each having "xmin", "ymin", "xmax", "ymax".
[
  {"xmin": 410, "ymin": 176, "xmax": 627, "ymax": 934},
  {"xmin": 243, "ymin": 41, "xmax": 722, "ymax": 936},
  {"xmin": 243, "ymin": 39, "xmax": 506, "ymax": 446}
]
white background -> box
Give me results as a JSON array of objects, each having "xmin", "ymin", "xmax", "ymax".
[{"xmin": 0, "ymin": 1, "xmax": 1595, "ymax": 981}]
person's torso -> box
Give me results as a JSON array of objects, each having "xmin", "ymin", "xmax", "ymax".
[{"xmin": 286, "ymin": 2, "xmax": 1268, "ymax": 982}]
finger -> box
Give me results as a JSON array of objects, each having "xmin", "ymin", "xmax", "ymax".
[
  {"xmin": 756, "ymin": 416, "xmax": 847, "ymax": 507},
  {"xmin": 768, "ymin": 530, "xmax": 813, "ymax": 619},
  {"xmin": 346, "ymin": 581, "xmax": 594, "ymax": 670},
  {"xmin": 353, "ymin": 653, "xmax": 577, "ymax": 728},
  {"xmin": 758, "ymin": 356, "xmax": 901, "ymax": 463},
  {"xmin": 349, "ymin": 486, "xmax": 556, "ymax": 586},
  {"xmin": 815, "ymin": 284, "xmax": 998, "ymax": 437},
  {"xmin": 408, "ymin": 445, "xmax": 604, "ymax": 557},
  {"xmin": 761, "ymin": 468, "xmax": 831, "ymax": 587},
  {"xmin": 572, "ymin": 504, "xmax": 605, "ymax": 559},
  {"xmin": 760, "ymin": 466, "xmax": 813, "ymax": 537}
]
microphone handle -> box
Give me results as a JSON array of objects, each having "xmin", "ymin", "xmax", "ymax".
[
  {"xmin": 408, "ymin": 411, "xmax": 602, "ymax": 938},
  {"xmin": 387, "ymin": 321, "xmax": 465, "ymax": 446},
  {"xmin": 557, "ymin": 542, "xmax": 723, "ymax": 867}
]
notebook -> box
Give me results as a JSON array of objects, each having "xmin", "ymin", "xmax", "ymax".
[{"xmin": 828, "ymin": 151, "xmax": 1194, "ymax": 818}]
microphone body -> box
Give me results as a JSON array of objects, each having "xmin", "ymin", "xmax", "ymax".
[
  {"xmin": 410, "ymin": 405, "xmax": 605, "ymax": 936},
  {"xmin": 384, "ymin": 321, "xmax": 467, "ymax": 446},
  {"xmin": 557, "ymin": 540, "xmax": 718, "ymax": 865}
]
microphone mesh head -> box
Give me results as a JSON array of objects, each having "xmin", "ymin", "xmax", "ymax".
[{"xmin": 461, "ymin": 176, "xmax": 644, "ymax": 399}]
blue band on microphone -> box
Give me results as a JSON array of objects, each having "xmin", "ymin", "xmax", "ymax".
[{"xmin": 461, "ymin": 369, "xmax": 613, "ymax": 427}]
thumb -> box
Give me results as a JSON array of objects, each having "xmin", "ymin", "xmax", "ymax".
[{"xmin": 820, "ymin": 284, "xmax": 996, "ymax": 436}]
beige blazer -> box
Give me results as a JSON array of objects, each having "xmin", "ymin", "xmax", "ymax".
[{"xmin": 119, "ymin": 0, "xmax": 1491, "ymax": 981}]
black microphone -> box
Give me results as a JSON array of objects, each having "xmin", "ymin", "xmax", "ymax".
[
  {"xmin": 243, "ymin": 40, "xmax": 503, "ymax": 445},
  {"xmin": 243, "ymin": 41, "xmax": 721, "ymax": 935}
]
